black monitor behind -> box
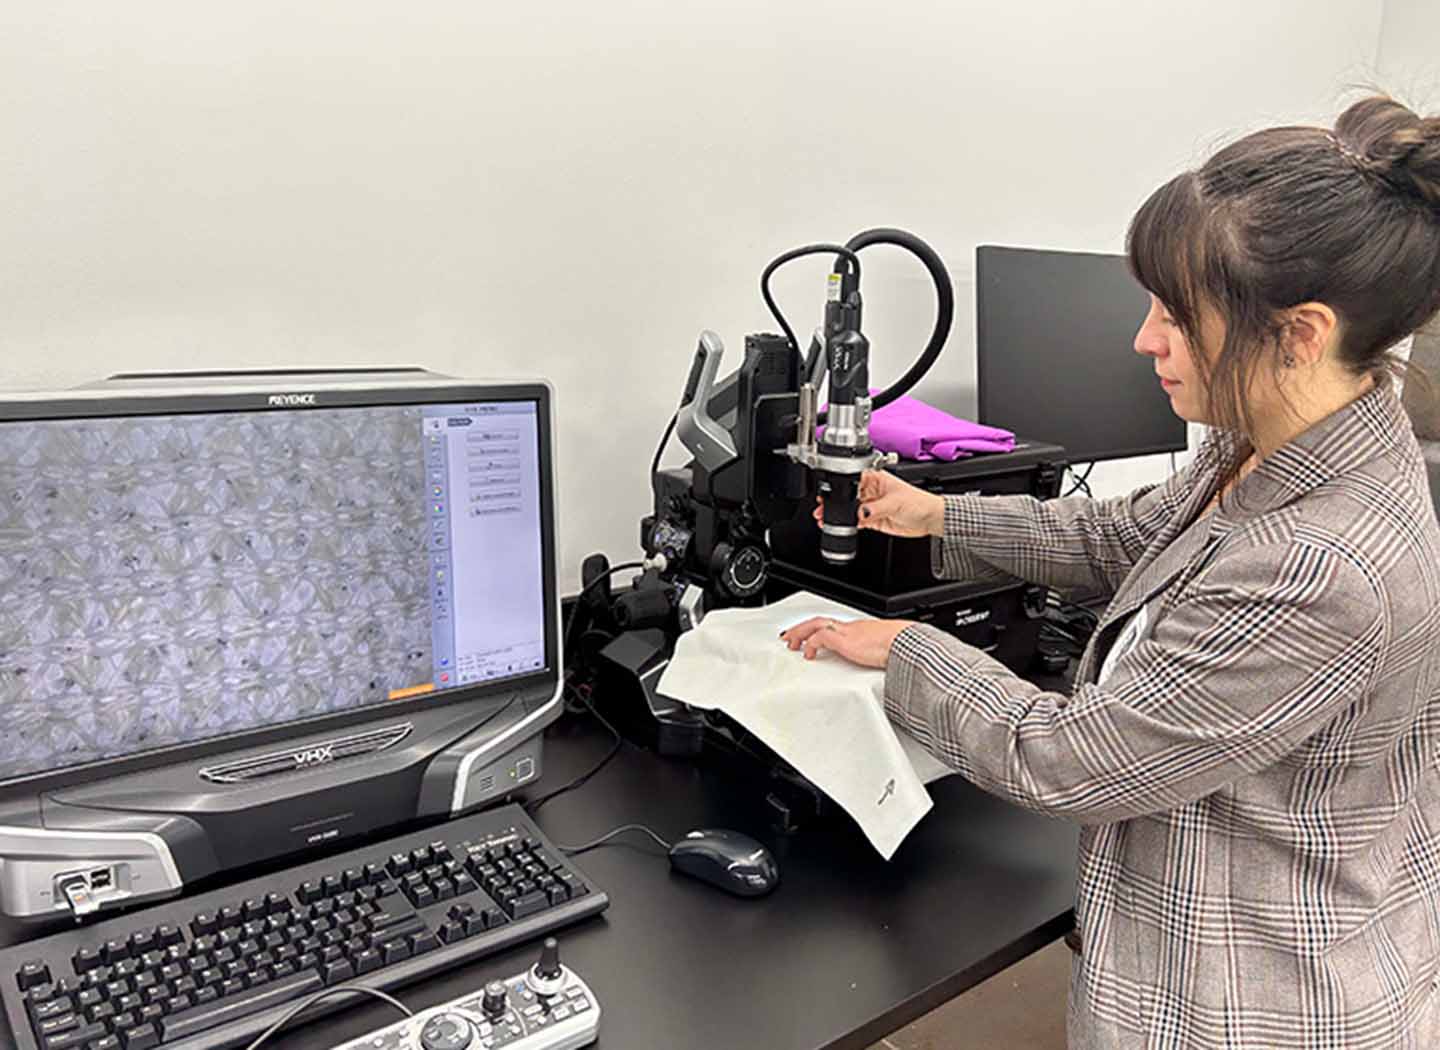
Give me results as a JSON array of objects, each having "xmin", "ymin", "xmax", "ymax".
[{"xmin": 976, "ymin": 244, "xmax": 1187, "ymax": 464}]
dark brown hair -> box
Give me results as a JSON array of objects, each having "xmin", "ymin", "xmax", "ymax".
[{"xmin": 1126, "ymin": 94, "xmax": 1440, "ymax": 438}]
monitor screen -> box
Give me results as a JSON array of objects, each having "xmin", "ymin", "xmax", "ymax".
[
  {"xmin": 0, "ymin": 393, "xmax": 550, "ymax": 783},
  {"xmin": 976, "ymin": 245, "xmax": 1188, "ymax": 463}
]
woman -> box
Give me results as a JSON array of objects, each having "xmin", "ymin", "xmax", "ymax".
[{"xmin": 783, "ymin": 95, "xmax": 1440, "ymax": 1048}]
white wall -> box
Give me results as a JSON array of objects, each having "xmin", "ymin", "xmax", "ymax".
[
  {"xmin": 0, "ymin": 1, "xmax": 1384, "ymax": 589},
  {"xmin": 1378, "ymin": 0, "xmax": 1440, "ymax": 103}
]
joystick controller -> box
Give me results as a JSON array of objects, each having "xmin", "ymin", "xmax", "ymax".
[{"xmin": 335, "ymin": 938, "xmax": 599, "ymax": 1050}]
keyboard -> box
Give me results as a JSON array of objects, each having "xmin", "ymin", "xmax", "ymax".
[{"xmin": 0, "ymin": 804, "xmax": 608, "ymax": 1050}]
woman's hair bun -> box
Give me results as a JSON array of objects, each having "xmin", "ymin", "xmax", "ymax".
[{"xmin": 1333, "ymin": 95, "xmax": 1440, "ymax": 209}]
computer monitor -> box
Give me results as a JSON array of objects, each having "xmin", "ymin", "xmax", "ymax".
[
  {"xmin": 976, "ymin": 245, "xmax": 1188, "ymax": 463},
  {"xmin": 0, "ymin": 370, "xmax": 560, "ymax": 793}
]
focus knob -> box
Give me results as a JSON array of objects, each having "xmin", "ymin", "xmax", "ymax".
[
  {"xmin": 481, "ymin": 980, "xmax": 508, "ymax": 1019},
  {"xmin": 419, "ymin": 1012, "xmax": 473, "ymax": 1050}
]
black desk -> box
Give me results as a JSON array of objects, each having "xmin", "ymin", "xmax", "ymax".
[{"xmin": 2, "ymin": 710, "xmax": 1079, "ymax": 1050}]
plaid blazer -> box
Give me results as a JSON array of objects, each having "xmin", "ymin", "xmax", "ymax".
[{"xmin": 884, "ymin": 384, "xmax": 1440, "ymax": 1048}]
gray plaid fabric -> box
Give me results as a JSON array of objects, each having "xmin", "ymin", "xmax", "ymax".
[{"xmin": 883, "ymin": 384, "xmax": 1440, "ymax": 1048}]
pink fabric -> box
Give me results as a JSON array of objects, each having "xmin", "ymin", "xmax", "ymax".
[{"xmin": 825, "ymin": 392, "xmax": 1015, "ymax": 461}]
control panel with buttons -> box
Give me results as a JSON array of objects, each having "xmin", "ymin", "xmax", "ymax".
[{"xmin": 337, "ymin": 937, "xmax": 598, "ymax": 1050}]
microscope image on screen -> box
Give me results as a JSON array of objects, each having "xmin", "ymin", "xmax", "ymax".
[{"xmin": 0, "ymin": 407, "xmax": 437, "ymax": 780}]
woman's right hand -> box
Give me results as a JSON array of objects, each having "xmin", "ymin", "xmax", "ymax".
[{"xmin": 812, "ymin": 471, "xmax": 945, "ymax": 538}]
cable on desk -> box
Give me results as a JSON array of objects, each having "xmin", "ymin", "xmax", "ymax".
[
  {"xmin": 243, "ymin": 985, "xmax": 412, "ymax": 1050},
  {"xmin": 524, "ymin": 683, "xmax": 624, "ymax": 816},
  {"xmin": 556, "ymin": 823, "xmax": 674, "ymax": 857}
]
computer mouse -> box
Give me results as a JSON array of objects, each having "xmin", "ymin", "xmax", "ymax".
[{"xmin": 667, "ymin": 828, "xmax": 779, "ymax": 897}]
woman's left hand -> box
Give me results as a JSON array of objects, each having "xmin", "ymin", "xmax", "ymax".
[{"xmin": 780, "ymin": 617, "xmax": 916, "ymax": 669}]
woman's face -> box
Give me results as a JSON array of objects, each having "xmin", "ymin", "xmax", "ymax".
[{"xmin": 1134, "ymin": 295, "xmax": 1213, "ymax": 424}]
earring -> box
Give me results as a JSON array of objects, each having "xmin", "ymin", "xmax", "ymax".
[{"xmin": 1282, "ymin": 353, "xmax": 1296, "ymax": 369}]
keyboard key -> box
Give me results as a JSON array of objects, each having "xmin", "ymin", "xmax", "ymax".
[
  {"xmin": 73, "ymin": 947, "xmax": 103, "ymax": 975},
  {"xmin": 75, "ymin": 988, "xmax": 102, "ymax": 1010},
  {"xmin": 35, "ymin": 1010, "xmax": 79, "ymax": 1038},
  {"xmin": 507, "ymin": 890, "xmax": 551, "ymax": 920},
  {"xmin": 352, "ymin": 949, "xmax": 382, "ymax": 975},
  {"xmin": 342, "ymin": 868, "xmax": 366, "ymax": 890},
  {"xmin": 296, "ymin": 881, "xmax": 322, "ymax": 905},
  {"xmin": 31, "ymin": 996, "xmax": 72, "ymax": 1022},
  {"xmin": 436, "ymin": 920, "xmax": 464, "ymax": 944},
  {"xmin": 380, "ymin": 939, "xmax": 411, "ymax": 966},
  {"xmin": 90, "ymin": 1036, "xmax": 121, "ymax": 1050},
  {"xmin": 453, "ymin": 874, "xmax": 479, "ymax": 896},
  {"xmin": 364, "ymin": 862, "xmax": 387, "ymax": 884},
  {"xmin": 118, "ymin": 1022, "xmax": 160, "ymax": 1050},
  {"xmin": 321, "ymin": 959, "xmax": 354, "ymax": 985},
  {"xmin": 409, "ymin": 931, "xmax": 440, "ymax": 955},
  {"xmin": 219, "ymin": 906, "xmax": 243, "ymax": 929},
  {"xmin": 139, "ymin": 1002, "xmax": 164, "ymax": 1024},
  {"xmin": 241, "ymin": 898, "xmax": 266, "ymax": 921},
  {"xmin": 18, "ymin": 960, "xmax": 51, "ymax": 991},
  {"xmin": 41, "ymin": 1022, "xmax": 106, "ymax": 1049},
  {"xmin": 156, "ymin": 926, "xmax": 182, "ymax": 948},
  {"xmin": 265, "ymin": 892, "xmax": 289, "ymax": 914},
  {"xmin": 556, "ymin": 871, "xmax": 588, "ymax": 897},
  {"xmin": 84, "ymin": 1000, "xmax": 115, "ymax": 1026},
  {"xmin": 321, "ymin": 875, "xmax": 342, "ymax": 897}
]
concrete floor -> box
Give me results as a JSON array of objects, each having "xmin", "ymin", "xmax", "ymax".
[{"xmin": 867, "ymin": 938, "xmax": 1070, "ymax": 1050}]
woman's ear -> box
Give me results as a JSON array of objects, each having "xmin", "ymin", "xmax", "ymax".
[{"xmin": 1280, "ymin": 302, "xmax": 1339, "ymax": 368}]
